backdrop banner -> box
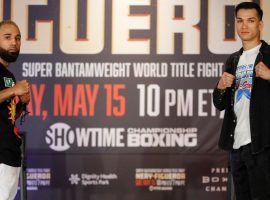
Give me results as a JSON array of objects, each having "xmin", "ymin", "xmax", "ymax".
[{"xmin": 2, "ymin": 0, "xmax": 266, "ymax": 199}]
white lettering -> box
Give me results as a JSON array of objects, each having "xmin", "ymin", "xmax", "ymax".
[
  {"xmin": 112, "ymin": 0, "xmax": 150, "ymax": 54},
  {"xmin": 60, "ymin": 0, "xmax": 105, "ymax": 54},
  {"xmin": 13, "ymin": 0, "xmax": 53, "ymax": 53},
  {"xmin": 157, "ymin": 0, "xmax": 200, "ymax": 54}
]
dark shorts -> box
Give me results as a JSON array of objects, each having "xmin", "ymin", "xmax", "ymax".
[{"xmin": 230, "ymin": 144, "xmax": 270, "ymax": 200}]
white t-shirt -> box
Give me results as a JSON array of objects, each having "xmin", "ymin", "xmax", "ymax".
[{"xmin": 233, "ymin": 43, "xmax": 261, "ymax": 149}]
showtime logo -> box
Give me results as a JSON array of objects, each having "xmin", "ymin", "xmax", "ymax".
[
  {"xmin": 45, "ymin": 123, "xmax": 125, "ymax": 151},
  {"xmin": 45, "ymin": 123, "xmax": 75, "ymax": 151},
  {"xmin": 45, "ymin": 123, "xmax": 198, "ymax": 151}
]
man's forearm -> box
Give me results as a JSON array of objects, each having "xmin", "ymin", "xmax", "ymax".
[{"xmin": 213, "ymin": 87, "xmax": 227, "ymax": 111}]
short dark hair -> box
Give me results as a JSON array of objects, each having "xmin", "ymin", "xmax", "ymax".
[
  {"xmin": 0, "ymin": 20, "xmax": 19, "ymax": 30},
  {"xmin": 235, "ymin": 2, "xmax": 263, "ymax": 21}
]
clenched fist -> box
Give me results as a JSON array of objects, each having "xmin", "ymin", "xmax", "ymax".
[
  {"xmin": 217, "ymin": 72, "xmax": 235, "ymax": 90},
  {"xmin": 12, "ymin": 80, "xmax": 30, "ymax": 96},
  {"xmin": 19, "ymin": 92, "xmax": 30, "ymax": 105},
  {"xmin": 255, "ymin": 62, "xmax": 270, "ymax": 80}
]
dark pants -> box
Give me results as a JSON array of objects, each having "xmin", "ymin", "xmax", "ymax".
[{"xmin": 230, "ymin": 144, "xmax": 270, "ymax": 200}]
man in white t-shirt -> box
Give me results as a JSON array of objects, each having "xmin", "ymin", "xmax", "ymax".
[{"xmin": 213, "ymin": 2, "xmax": 270, "ymax": 200}]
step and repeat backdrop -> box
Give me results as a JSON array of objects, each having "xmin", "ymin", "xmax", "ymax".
[{"xmin": 2, "ymin": 0, "xmax": 267, "ymax": 199}]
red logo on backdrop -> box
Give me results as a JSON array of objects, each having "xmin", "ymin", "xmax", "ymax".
[{"xmin": 136, "ymin": 178, "xmax": 157, "ymax": 186}]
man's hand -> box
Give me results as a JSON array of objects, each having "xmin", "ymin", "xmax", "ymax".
[
  {"xmin": 19, "ymin": 92, "xmax": 30, "ymax": 104},
  {"xmin": 255, "ymin": 62, "xmax": 270, "ymax": 80},
  {"xmin": 217, "ymin": 72, "xmax": 235, "ymax": 90},
  {"xmin": 12, "ymin": 80, "xmax": 29, "ymax": 96}
]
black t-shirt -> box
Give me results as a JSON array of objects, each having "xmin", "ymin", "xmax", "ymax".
[{"xmin": 0, "ymin": 63, "xmax": 21, "ymax": 167}]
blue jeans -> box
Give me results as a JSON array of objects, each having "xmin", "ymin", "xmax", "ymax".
[{"xmin": 230, "ymin": 143, "xmax": 270, "ymax": 200}]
